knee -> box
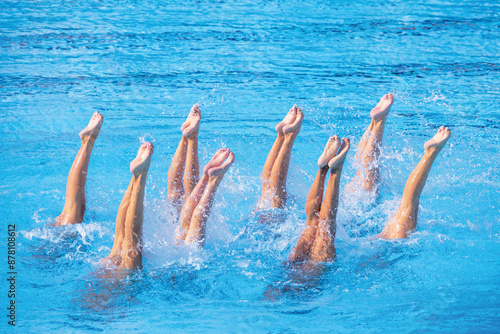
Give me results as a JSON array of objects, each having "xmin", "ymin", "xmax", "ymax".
[
  {"xmin": 168, "ymin": 191, "xmax": 183, "ymax": 202},
  {"xmin": 192, "ymin": 206, "xmax": 205, "ymax": 222},
  {"xmin": 305, "ymin": 201, "xmax": 319, "ymax": 219}
]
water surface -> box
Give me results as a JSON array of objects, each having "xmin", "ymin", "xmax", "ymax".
[{"xmin": 1, "ymin": 0, "xmax": 499, "ymax": 332}]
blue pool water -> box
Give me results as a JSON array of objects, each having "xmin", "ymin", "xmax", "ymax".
[{"xmin": 1, "ymin": 0, "xmax": 499, "ymax": 332}]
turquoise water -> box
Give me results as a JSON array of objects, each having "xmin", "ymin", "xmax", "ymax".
[{"xmin": 1, "ymin": 0, "xmax": 499, "ymax": 332}]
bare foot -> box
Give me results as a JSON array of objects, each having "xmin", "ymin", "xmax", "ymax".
[
  {"xmin": 130, "ymin": 142, "xmax": 154, "ymax": 176},
  {"xmin": 208, "ymin": 151, "xmax": 235, "ymax": 179},
  {"xmin": 318, "ymin": 135, "xmax": 341, "ymax": 168},
  {"xmin": 328, "ymin": 138, "xmax": 351, "ymax": 170},
  {"xmin": 370, "ymin": 94, "xmax": 394, "ymax": 122},
  {"xmin": 79, "ymin": 111, "xmax": 104, "ymax": 140},
  {"xmin": 181, "ymin": 104, "xmax": 201, "ymax": 139},
  {"xmin": 202, "ymin": 148, "xmax": 231, "ymax": 175},
  {"xmin": 275, "ymin": 105, "xmax": 297, "ymax": 135},
  {"xmin": 424, "ymin": 126, "xmax": 451, "ymax": 151},
  {"xmin": 283, "ymin": 106, "xmax": 304, "ymax": 136}
]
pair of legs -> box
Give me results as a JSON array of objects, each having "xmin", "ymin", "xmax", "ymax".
[
  {"xmin": 103, "ymin": 143, "xmax": 154, "ymax": 269},
  {"xmin": 167, "ymin": 104, "xmax": 201, "ymax": 213},
  {"xmin": 55, "ymin": 112, "xmax": 104, "ymax": 226},
  {"xmin": 166, "ymin": 104, "xmax": 236, "ymax": 246},
  {"xmin": 257, "ymin": 105, "xmax": 304, "ymax": 210},
  {"xmin": 176, "ymin": 149, "xmax": 235, "ymax": 247},
  {"xmin": 55, "ymin": 112, "xmax": 153, "ymax": 269},
  {"xmin": 288, "ymin": 137, "xmax": 351, "ymax": 263},
  {"xmin": 350, "ymin": 94, "xmax": 451, "ymax": 239},
  {"xmin": 347, "ymin": 93, "xmax": 394, "ymax": 193},
  {"xmin": 288, "ymin": 94, "xmax": 451, "ymax": 266}
]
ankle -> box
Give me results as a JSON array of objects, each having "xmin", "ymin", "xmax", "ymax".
[
  {"xmin": 132, "ymin": 172, "xmax": 148, "ymax": 181},
  {"xmin": 185, "ymin": 133, "xmax": 198, "ymax": 141},
  {"xmin": 330, "ymin": 165, "xmax": 344, "ymax": 175},
  {"xmin": 80, "ymin": 135, "xmax": 96, "ymax": 145},
  {"xmin": 208, "ymin": 175, "xmax": 223, "ymax": 186},
  {"xmin": 284, "ymin": 133, "xmax": 297, "ymax": 142},
  {"xmin": 423, "ymin": 147, "xmax": 440, "ymax": 157},
  {"xmin": 370, "ymin": 118, "xmax": 386, "ymax": 130}
]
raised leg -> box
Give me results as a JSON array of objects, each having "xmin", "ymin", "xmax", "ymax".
[
  {"xmin": 167, "ymin": 104, "xmax": 201, "ymax": 212},
  {"xmin": 260, "ymin": 134, "xmax": 284, "ymax": 195},
  {"xmin": 288, "ymin": 136, "xmax": 341, "ymax": 262},
  {"xmin": 176, "ymin": 176, "xmax": 209, "ymax": 241},
  {"xmin": 309, "ymin": 139, "xmax": 350, "ymax": 263},
  {"xmin": 120, "ymin": 174, "xmax": 147, "ymax": 269},
  {"xmin": 167, "ymin": 136, "xmax": 187, "ymax": 209},
  {"xmin": 261, "ymin": 107, "xmax": 296, "ymax": 184},
  {"xmin": 348, "ymin": 94, "xmax": 393, "ymax": 193},
  {"xmin": 379, "ymin": 127, "xmax": 451, "ymax": 239},
  {"xmin": 183, "ymin": 104, "xmax": 201, "ymax": 199},
  {"xmin": 55, "ymin": 112, "xmax": 103, "ymax": 226},
  {"xmin": 176, "ymin": 148, "xmax": 230, "ymax": 241},
  {"xmin": 184, "ymin": 151, "xmax": 235, "ymax": 247},
  {"xmin": 258, "ymin": 106, "xmax": 304, "ymax": 209},
  {"xmin": 107, "ymin": 177, "xmax": 134, "ymax": 262},
  {"xmin": 258, "ymin": 106, "xmax": 296, "ymax": 204},
  {"xmin": 103, "ymin": 142, "xmax": 154, "ymax": 269}
]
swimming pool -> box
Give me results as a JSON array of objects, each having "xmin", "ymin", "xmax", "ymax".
[{"xmin": 1, "ymin": 0, "xmax": 499, "ymax": 332}]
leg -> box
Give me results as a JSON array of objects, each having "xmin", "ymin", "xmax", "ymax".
[
  {"xmin": 259, "ymin": 106, "xmax": 304, "ymax": 209},
  {"xmin": 55, "ymin": 112, "xmax": 103, "ymax": 226},
  {"xmin": 309, "ymin": 139, "xmax": 350, "ymax": 263},
  {"xmin": 120, "ymin": 174, "xmax": 147, "ymax": 269},
  {"xmin": 288, "ymin": 136, "xmax": 341, "ymax": 262},
  {"xmin": 103, "ymin": 142, "xmax": 154, "ymax": 269},
  {"xmin": 107, "ymin": 177, "xmax": 134, "ymax": 262},
  {"xmin": 183, "ymin": 104, "xmax": 201, "ymax": 199},
  {"xmin": 260, "ymin": 134, "xmax": 284, "ymax": 195},
  {"xmin": 258, "ymin": 106, "xmax": 296, "ymax": 206},
  {"xmin": 288, "ymin": 168, "xmax": 327, "ymax": 262},
  {"xmin": 167, "ymin": 136, "xmax": 187, "ymax": 210},
  {"xmin": 261, "ymin": 106, "xmax": 296, "ymax": 187},
  {"xmin": 177, "ymin": 148, "xmax": 230, "ymax": 241},
  {"xmin": 184, "ymin": 151, "xmax": 235, "ymax": 247},
  {"xmin": 167, "ymin": 104, "xmax": 201, "ymax": 212},
  {"xmin": 177, "ymin": 175, "xmax": 209, "ymax": 241},
  {"xmin": 347, "ymin": 94, "xmax": 393, "ymax": 192},
  {"xmin": 379, "ymin": 127, "xmax": 451, "ymax": 239}
]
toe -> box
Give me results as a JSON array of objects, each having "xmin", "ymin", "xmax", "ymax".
[
  {"xmin": 217, "ymin": 148, "xmax": 229, "ymax": 156},
  {"xmin": 340, "ymin": 138, "xmax": 350, "ymax": 151},
  {"xmin": 294, "ymin": 109, "xmax": 303, "ymax": 121},
  {"xmin": 192, "ymin": 104, "xmax": 201, "ymax": 115}
]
